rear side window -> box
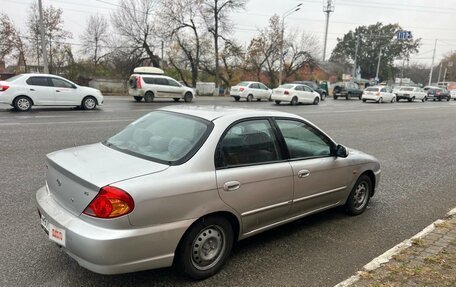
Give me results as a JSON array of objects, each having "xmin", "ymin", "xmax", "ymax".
[
  {"xmin": 5, "ymin": 75, "xmax": 23, "ymax": 82},
  {"xmin": 26, "ymin": 77, "xmax": 51, "ymax": 86}
]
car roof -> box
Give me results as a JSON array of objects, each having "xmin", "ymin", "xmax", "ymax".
[
  {"xmin": 17, "ymin": 73, "xmax": 65, "ymax": 78},
  {"xmin": 159, "ymin": 105, "xmax": 299, "ymax": 121}
]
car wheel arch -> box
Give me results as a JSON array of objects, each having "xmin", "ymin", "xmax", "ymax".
[
  {"xmin": 360, "ymin": 170, "xmax": 376, "ymax": 197},
  {"xmin": 83, "ymin": 95, "xmax": 98, "ymax": 105},
  {"xmin": 14, "ymin": 95, "xmax": 34, "ymax": 105}
]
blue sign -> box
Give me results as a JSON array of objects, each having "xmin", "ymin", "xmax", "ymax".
[{"xmin": 396, "ymin": 31, "xmax": 413, "ymax": 40}]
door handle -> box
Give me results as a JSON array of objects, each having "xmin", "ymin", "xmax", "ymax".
[
  {"xmin": 30, "ymin": 89, "xmax": 35, "ymax": 91},
  {"xmin": 297, "ymin": 169, "xmax": 310, "ymax": 178},
  {"xmin": 223, "ymin": 181, "xmax": 240, "ymax": 191}
]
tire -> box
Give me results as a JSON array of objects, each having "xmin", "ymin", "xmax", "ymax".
[
  {"xmin": 268, "ymin": 96, "xmax": 272, "ymax": 102},
  {"xmin": 13, "ymin": 96, "xmax": 32, "ymax": 111},
  {"xmin": 320, "ymin": 93, "xmax": 326, "ymax": 101},
  {"xmin": 313, "ymin": 97, "xmax": 319, "ymax": 105},
  {"xmin": 391, "ymin": 96, "xmax": 396, "ymax": 103},
  {"xmin": 407, "ymin": 98, "xmax": 412, "ymax": 102},
  {"xmin": 358, "ymin": 95, "xmax": 362, "ymax": 100},
  {"xmin": 447, "ymin": 97, "xmax": 450, "ymax": 102},
  {"xmin": 334, "ymin": 95, "xmax": 338, "ymax": 100},
  {"xmin": 173, "ymin": 98, "xmax": 180, "ymax": 102},
  {"xmin": 411, "ymin": 96, "xmax": 415, "ymax": 102},
  {"xmin": 234, "ymin": 96, "xmax": 240, "ymax": 102},
  {"xmin": 378, "ymin": 97, "xmax": 383, "ymax": 103},
  {"xmin": 422, "ymin": 97, "xmax": 426, "ymax": 102},
  {"xmin": 175, "ymin": 216, "xmax": 234, "ymax": 280},
  {"xmin": 144, "ymin": 91, "xmax": 154, "ymax": 103},
  {"xmin": 82, "ymin": 96, "xmax": 97, "ymax": 110},
  {"xmin": 246, "ymin": 94, "xmax": 253, "ymax": 102},
  {"xmin": 346, "ymin": 93, "xmax": 350, "ymax": 100},
  {"xmin": 290, "ymin": 96, "xmax": 298, "ymax": 106},
  {"xmin": 362, "ymin": 99, "xmax": 367, "ymax": 103},
  {"xmin": 184, "ymin": 92, "xmax": 193, "ymax": 103},
  {"xmin": 275, "ymin": 100, "xmax": 281, "ymax": 105},
  {"xmin": 345, "ymin": 174, "xmax": 372, "ymax": 216},
  {"xmin": 256, "ymin": 98, "xmax": 261, "ymax": 102},
  {"xmin": 133, "ymin": 96, "xmax": 142, "ymax": 102}
]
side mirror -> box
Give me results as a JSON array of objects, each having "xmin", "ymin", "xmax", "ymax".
[{"xmin": 335, "ymin": 144, "xmax": 349, "ymax": 158}]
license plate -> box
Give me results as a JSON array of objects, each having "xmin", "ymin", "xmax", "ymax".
[{"xmin": 49, "ymin": 223, "xmax": 66, "ymax": 247}]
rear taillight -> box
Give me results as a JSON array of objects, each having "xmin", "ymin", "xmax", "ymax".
[
  {"xmin": 136, "ymin": 76, "xmax": 142, "ymax": 89},
  {"xmin": 83, "ymin": 186, "xmax": 134, "ymax": 218},
  {"xmin": 284, "ymin": 90, "xmax": 290, "ymax": 95},
  {"xmin": 0, "ymin": 84, "xmax": 9, "ymax": 91},
  {"xmin": 375, "ymin": 92, "xmax": 381, "ymax": 96},
  {"xmin": 239, "ymin": 87, "xmax": 245, "ymax": 92}
]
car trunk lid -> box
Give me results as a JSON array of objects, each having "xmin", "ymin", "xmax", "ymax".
[{"xmin": 46, "ymin": 143, "xmax": 169, "ymax": 216}]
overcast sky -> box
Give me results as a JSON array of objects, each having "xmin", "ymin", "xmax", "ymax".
[{"xmin": 2, "ymin": 0, "xmax": 456, "ymax": 65}]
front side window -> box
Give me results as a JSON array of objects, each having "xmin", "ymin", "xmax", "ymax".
[
  {"xmin": 106, "ymin": 111, "xmax": 211, "ymax": 164},
  {"xmin": 26, "ymin": 76, "xmax": 51, "ymax": 86},
  {"xmin": 303, "ymin": 85, "xmax": 313, "ymax": 92},
  {"xmin": 259, "ymin": 83, "xmax": 268, "ymax": 90},
  {"xmin": 50, "ymin": 78, "xmax": 74, "ymax": 88},
  {"xmin": 216, "ymin": 119, "xmax": 281, "ymax": 168},
  {"xmin": 168, "ymin": 79, "xmax": 181, "ymax": 87},
  {"xmin": 380, "ymin": 88, "xmax": 387, "ymax": 92},
  {"xmin": 250, "ymin": 83, "xmax": 260, "ymax": 89},
  {"xmin": 276, "ymin": 119, "xmax": 332, "ymax": 159}
]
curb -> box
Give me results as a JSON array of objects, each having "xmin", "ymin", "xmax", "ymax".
[{"xmin": 334, "ymin": 206, "xmax": 456, "ymax": 287}]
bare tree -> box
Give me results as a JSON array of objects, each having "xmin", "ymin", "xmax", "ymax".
[
  {"xmin": 80, "ymin": 14, "xmax": 109, "ymax": 72},
  {"xmin": 0, "ymin": 13, "xmax": 16, "ymax": 61},
  {"xmin": 160, "ymin": 0, "xmax": 206, "ymax": 87},
  {"xmin": 282, "ymin": 31, "xmax": 319, "ymax": 79},
  {"xmin": 202, "ymin": 0, "xmax": 246, "ymax": 90},
  {"xmin": 111, "ymin": 0, "xmax": 161, "ymax": 67}
]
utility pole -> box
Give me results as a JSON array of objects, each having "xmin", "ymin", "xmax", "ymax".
[
  {"xmin": 352, "ymin": 35, "xmax": 360, "ymax": 79},
  {"xmin": 322, "ymin": 0, "xmax": 335, "ymax": 61},
  {"xmin": 279, "ymin": 3, "xmax": 302, "ymax": 85},
  {"xmin": 375, "ymin": 46, "xmax": 382, "ymax": 82},
  {"xmin": 428, "ymin": 39, "xmax": 437, "ymax": 86},
  {"xmin": 437, "ymin": 63, "xmax": 442, "ymax": 83},
  {"xmin": 38, "ymin": 0, "xmax": 49, "ymax": 74}
]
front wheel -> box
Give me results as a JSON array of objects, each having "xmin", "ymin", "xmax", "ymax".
[
  {"xmin": 144, "ymin": 91, "xmax": 154, "ymax": 103},
  {"xmin": 313, "ymin": 97, "xmax": 319, "ymax": 105},
  {"xmin": 362, "ymin": 99, "xmax": 367, "ymax": 103},
  {"xmin": 290, "ymin": 96, "xmax": 298, "ymax": 106},
  {"xmin": 345, "ymin": 175, "xmax": 372, "ymax": 215},
  {"xmin": 378, "ymin": 97, "xmax": 383, "ymax": 103},
  {"xmin": 275, "ymin": 100, "xmax": 281, "ymax": 105},
  {"xmin": 321, "ymin": 93, "xmax": 326, "ymax": 101},
  {"xmin": 184, "ymin": 92, "xmax": 193, "ymax": 103},
  {"xmin": 175, "ymin": 216, "xmax": 234, "ymax": 280},
  {"xmin": 82, "ymin": 96, "xmax": 97, "ymax": 110},
  {"xmin": 246, "ymin": 94, "xmax": 253, "ymax": 102},
  {"xmin": 390, "ymin": 97, "xmax": 396, "ymax": 103},
  {"xmin": 422, "ymin": 97, "xmax": 426, "ymax": 102}
]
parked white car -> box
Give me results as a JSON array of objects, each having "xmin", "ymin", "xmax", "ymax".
[
  {"xmin": 450, "ymin": 89, "xmax": 456, "ymax": 100},
  {"xmin": 395, "ymin": 86, "xmax": 427, "ymax": 102},
  {"xmin": 230, "ymin": 81, "xmax": 272, "ymax": 102},
  {"xmin": 128, "ymin": 67, "xmax": 194, "ymax": 103},
  {"xmin": 361, "ymin": 86, "xmax": 396, "ymax": 103},
  {"xmin": 0, "ymin": 74, "xmax": 103, "ymax": 111},
  {"xmin": 271, "ymin": 84, "xmax": 321, "ymax": 105}
]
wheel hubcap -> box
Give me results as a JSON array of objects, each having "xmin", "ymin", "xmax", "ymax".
[
  {"xmin": 85, "ymin": 98, "xmax": 95, "ymax": 109},
  {"xmin": 191, "ymin": 225, "xmax": 226, "ymax": 271},
  {"xmin": 353, "ymin": 182, "xmax": 368, "ymax": 209},
  {"xmin": 17, "ymin": 98, "xmax": 30, "ymax": 110}
]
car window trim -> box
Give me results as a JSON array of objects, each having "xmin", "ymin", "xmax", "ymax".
[
  {"xmin": 271, "ymin": 117, "xmax": 338, "ymax": 160},
  {"xmin": 214, "ymin": 117, "xmax": 288, "ymax": 170}
]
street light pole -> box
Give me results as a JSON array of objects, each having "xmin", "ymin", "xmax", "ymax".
[
  {"xmin": 352, "ymin": 35, "xmax": 360, "ymax": 79},
  {"xmin": 428, "ymin": 39, "xmax": 437, "ymax": 86},
  {"xmin": 322, "ymin": 0, "xmax": 335, "ymax": 61},
  {"xmin": 375, "ymin": 46, "xmax": 382, "ymax": 82},
  {"xmin": 279, "ymin": 3, "xmax": 302, "ymax": 85},
  {"xmin": 38, "ymin": 0, "xmax": 49, "ymax": 74}
]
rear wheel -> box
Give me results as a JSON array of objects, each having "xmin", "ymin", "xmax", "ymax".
[
  {"xmin": 390, "ymin": 96, "xmax": 396, "ymax": 103},
  {"xmin": 234, "ymin": 96, "xmax": 240, "ymax": 102},
  {"xmin": 378, "ymin": 97, "xmax": 383, "ymax": 103},
  {"xmin": 346, "ymin": 92, "xmax": 351, "ymax": 100},
  {"xmin": 13, "ymin": 96, "xmax": 32, "ymax": 111},
  {"xmin": 175, "ymin": 216, "xmax": 234, "ymax": 280},
  {"xmin": 133, "ymin": 96, "xmax": 142, "ymax": 102},
  {"xmin": 275, "ymin": 100, "xmax": 281, "ymax": 105},
  {"xmin": 334, "ymin": 95, "xmax": 338, "ymax": 100},
  {"xmin": 345, "ymin": 175, "xmax": 372, "ymax": 215},
  {"xmin": 321, "ymin": 93, "xmax": 326, "ymax": 101},
  {"xmin": 82, "ymin": 96, "xmax": 97, "ymax": 110},
  {"xmin": 422, "ymin": 97, "xmax": 426, "ymax": 102},
  {"xmin": 362, "ymin": 99, "xmax": 367, "ymax": 103},
  {"xmin": 290, "ymin": 96, "xmax": 298, "ymax": 106},
  {"xmin": 447, "ymin": 97, "xmax": 450, "ymax": 102},
  {"xmin": 246, "ymin": 94, "xmax": 253, "ymax": 102},
  {"xmin": 144, "ymin": 91, "xmax": 154, "ymax": 103},
  {"xmin": 184, "ymin": 92, "xmax": 193, "ymax": 103},
  {"xmin": 256, "ymin": 98, "xmax": 261, "ymax": 102}
]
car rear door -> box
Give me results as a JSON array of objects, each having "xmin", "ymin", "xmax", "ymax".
[
  {"xmin": 50, "ymin": 77, "xmax": 80, "ymax": 105},
  {"xmin": 274, "ymin": 118, "xmax": 351, "ymax": 217},
  {"xmin": 25, "ymin": 76, "xmax": 55, "ymax": 104},
  {"xmin": 154, "ymin": 78, "xmax": 171, "ymax": 97},
  {"xmin": 215, "ymin": 119, "xmax": 293, "ymax": 235}
]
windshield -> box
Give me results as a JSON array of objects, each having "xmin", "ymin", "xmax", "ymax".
[
  {"xmin": 5, "ymin": 74, "xmax": 23, "ymax": 82},
  {"xmin": 236, "ymin": 82, "xmax": 250, "ymax": 87},
  {"xmin": 305, "ymin": 82, "xmax": 318, "ymax": 89},
  {"xmin": 365, "ymin": 87, "xmax": 379, "ymax": 92},
  {"xmin": 105, "ymin": 111, "xmax": 212, "ymax": 164}
]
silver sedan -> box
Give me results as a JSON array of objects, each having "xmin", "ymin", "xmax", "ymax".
[{"xmin": 36, "ymin": 106, "xmax": 381, "ymax": 279}]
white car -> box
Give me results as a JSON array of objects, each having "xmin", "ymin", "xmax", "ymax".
[
  {"xmin": 395, "ymin": 86, "xmax": 427, "ymax": 102},
  {"xmin": 361, "ymin": 86, "xmax": 396, "ymax": 103},
  {"xmin": 0, "ymin": 74, "xmax": 103, "ymax": 111},
  {"xmin": 230, "ymin": 81, "xmax": 272, "ymax": 102},
  {"xmin": 128, "ymin": 67, "xmax": 194, "ymax": 103},
  {"xmin": 271, "ymin": 84, "xmax": 321, "ymax": 105},
  {"xmin": 450, "ymin": 89, "xmax": 456, "ymax": 100}
]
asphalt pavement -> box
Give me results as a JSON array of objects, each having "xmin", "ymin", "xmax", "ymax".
[{"xmin": 0, "ymin": 96, "xmax": 455, "ymax": 286}]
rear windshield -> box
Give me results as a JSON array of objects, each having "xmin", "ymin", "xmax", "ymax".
[
  {"xmin": 5, "ymin": 74, "xmax": 23, "ymax": 82},
  {"xmin": 236, "ymin": 82, "xmax": 250, "ymax": 87},
  {"xmin": 365, "ymin": 87, "xmax": 379, "ymax": 92},
  {"xmin": 400, "ymin": 87, "xmax": 414, "ymax": 91},
  {"xmin": 105, "ymin": 111, "xmax": 212, "ymax": 165},
  {"xmin": 279, "ymin": 84, "xmax": 294, "ymax": 89}
]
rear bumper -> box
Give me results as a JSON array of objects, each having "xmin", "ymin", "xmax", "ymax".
[
  {"xmin": 362, "ymin": 95, "xmax": 381, "ymax": 101},
  {"xmin": 35, "ymin": 185, "xmax": 194, "ymax": 274}
]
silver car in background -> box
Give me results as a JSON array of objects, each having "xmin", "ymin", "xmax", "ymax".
[{"xmin": 36, "ymin": 106, "xmax": 381, "ymax": 279}]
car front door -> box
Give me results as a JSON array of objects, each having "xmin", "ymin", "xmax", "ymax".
[
  {"xmin": 274, "ymin": 119, "xmax": 352, "ymax": 217},
  {"xmin": 167, "ymin": 78, "xmax": 184, "ymax": 98},
  {"xmin": 302, "ymin": 85, "xmax": 315, "ymax": 103},
  {"xmin": 215, "ymin": 119, "xmax": 293, "ymax": 235},
  {"xmin": 258, "ymin": 83, "xmax": 270, "ymax": 99},
  {"xmin": 50, "ymin": 77, "xmax": 79, "ymax": 105},
  {"xmin": 154, "ymin": 78, "xmax": 170, "ymax": 97},
  {"xmin": 25, "ymin": 76, "xmax": 55, "ymax": 105}
]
